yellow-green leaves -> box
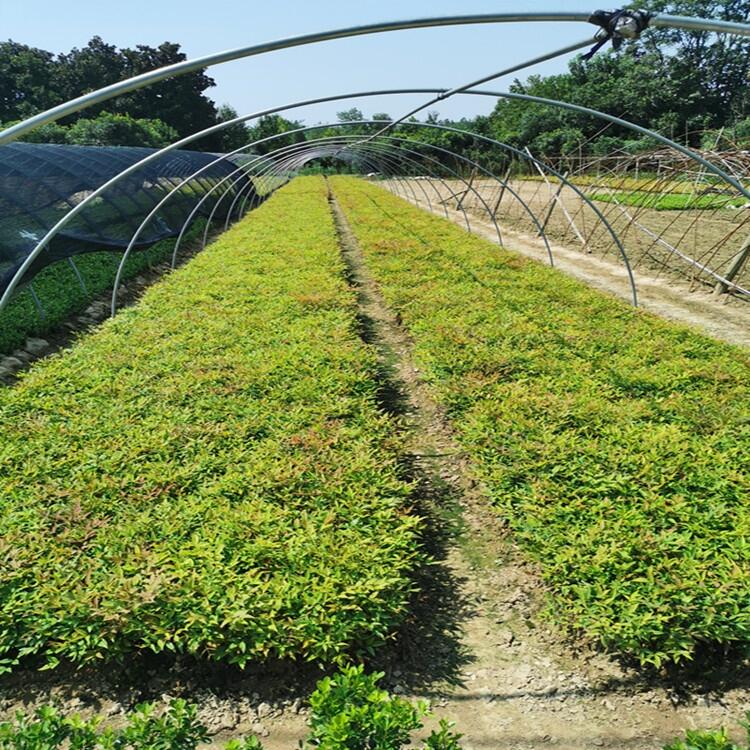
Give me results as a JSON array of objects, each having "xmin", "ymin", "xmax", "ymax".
[
  {"xmin": 332, "ymin": 176, "xmax": 750, "ymax": 667},
  {"xmin": 0, "ymin": 177, "xmax": 419, "ymax": 673}
]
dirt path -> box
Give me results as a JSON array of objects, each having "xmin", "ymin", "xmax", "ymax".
[
  {"xmin": 327, "ymin": 185, "xmax": 750, "ymax": 749},
  {"xmin": 389, "ymin": 185, "xmax": 750, "ymax": 351}
]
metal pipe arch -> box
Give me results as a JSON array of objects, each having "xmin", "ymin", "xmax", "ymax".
[
  {"xmin": 127, "ymin": 132, "xmax": 494, "ymax": 319},
  {"xmin": 233, "ymin": 126, "xmax": 624, "ymax": 297},
  {"xmin": 218, "ymin": 141, "xmax": 445, "ymax": 238},
  {"xmin": 2, "ymin": 10, "xmax": 749, "ymax": 145},
  {"xmin": 12, "ymin": 82, "xmax": 746, "ymax": 311},
  {"xmin": 131, "ymin": 126, "xmax": 477, "ymax": 296},
  {"xmin": 227, "ymin": 136, "xmax": 462, "ymax": 226},
  {"xmin": 166, "ymin": 134, "xmax": 455, "ymax": 290},
  {"xmin": 182, "ymin": 133, "xmax": 491, "ymax": 265}
]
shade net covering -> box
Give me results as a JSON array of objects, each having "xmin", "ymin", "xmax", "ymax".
[{"xmin": 0, "ymin": 143, "xmax": 255, "ymax": 293}]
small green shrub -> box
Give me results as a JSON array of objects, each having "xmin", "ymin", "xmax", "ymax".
[
  {"xmin": 0, "ymin": 700, "xmax": 208, "ymax": 750},
  {"xmin": 304, "ymin": 666, "xmax": 462, "ymax": 750},
  {"xmin": 0, "ymin": 668, "xmax": 462, "ymax": 750},
  {"xmin": 663, "ymin": 716, "xmax": 749, "ymax": 750},
  {"xmin": 306, "ymin": 666, "xmax": 424, "ymax": 749}
]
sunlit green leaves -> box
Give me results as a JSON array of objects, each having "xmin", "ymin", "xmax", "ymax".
[
  {"xmin": 333, "ymin": 176, "xmax": 750, "ymax": 666},
  {"xmin": 0, "ymin": 178, "xmax": 419, "ymax": 672}
]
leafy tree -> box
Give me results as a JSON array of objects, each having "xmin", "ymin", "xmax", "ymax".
[
  {"xmin": 66, "ymin": 112, "xmax": 178, "ymax": 147},
  {"xmin": 117, "ymin": 42, "xmax": 219, "ymax": 145},
  {"xmin": 0, "ymin": 36, "xmax": 221, "ymax": 149},
  {"xmin": 486, "ymin": 0, "xmax": 750, "ymax": 156},
  {"xmin": 0, "ymin": 41, "xmax": 59, "ymax": 121},
  {"xmin": 631, "ymin": 0, "xmax": 750, "ymax": 124},
  {"xmin": 336, "ymin": 107, "xmax": 364, "ymax": 123},
  {"xmin": 216, "ymin": 104, "xmax": 250, "ymax": 153},
  {"xmin": 246, "ymin": 114, "xmax": 304, "ymax": 155}
]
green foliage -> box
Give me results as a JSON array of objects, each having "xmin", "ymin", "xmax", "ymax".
[
  {"xmin": 216, "ymin": 104, "xmax": 250, "ymax": 152},
  {"xmin": 0, "ymin": 668, "xmax": 463, "ymax": 750},
  {"xmin": 0, "ymin": 178, "xmax": 419, "ymax": 673},
  {"xmin": 485, "ymin": 0, "xmax": 750, "ymax": 156},
  {"xmin": 246, "ymin": 115, "xmax": 305, "ymax": 155},
  {"xmin": 0, "ymin": 700, "xmax": 209, "ymax": 750},
  {"xmin": 0, "ymin": 220, "xmax": 205, "ymax": 357},
  {"xmin": 0, "ymin": 37, "xmax": 220, "ymax": 149},
  {"xmin": 306, "ymin": 666, "xmax": 424, "ymax": 749},
  {"xmin": 663, "ymin": 714, "xmax": 750, "ymax": 750},
  {"xmin": 0, "ymin": 42, "xmax": 59, "ymax": 122},
  {"xmin": 332, "ymin": 176, "xmax": 750, "ymax": 667},
  {"xmin": 589, "ymin": 190, "xmax": 745, "ymax": 210},
  {"xmin": 1, "ymin": 112, "xmax": 178, "ymax": 147},
  {"xmin": 67, "ymin": 112, "xmax": 178, "ymax": 147},
  {"xmin": 304, "ymin": 666, "xmax": 463, "ymax": 750},
  {"xmin": 663, "ymin": 729, "xmax": 742, "ymax": 750},
  {"xmin": 422, "ymin": 721, "xmax": 464, "ymax": 750}
]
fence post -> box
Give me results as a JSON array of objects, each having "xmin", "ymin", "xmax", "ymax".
[
  {"xmin": 539, "ymin": 171, "xmax": 569, "ymax": 235},
  {"xmin": 456, "ymin": 168, "xmax": 477, "ymax": 210},
  {"xmin": 714, "ymin": 234, "xmax": 750, "ymax": 296},
  {"xmin": 525, "ymin": 147, "xmax": 587, "ymax": 249},
  {"xmin": 492, "ymin": 165, "xmax": 513, "ymax": 216}
]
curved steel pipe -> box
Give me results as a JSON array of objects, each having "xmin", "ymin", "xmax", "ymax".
[
  {"xmin": 3, "ymin": 11, "xmax": 749, "ymax": 145},
  {"xmin": 118, "ymin": 124, "xmax": 490, "ymax": 301},
  {"xmin": 129, "ymin": 131, "xmax": 479, "ymax": 312},
  {"xmin": 223, "ymin": 137, "xmax": 471, "ymax": 230},
  {"xmin": 183, "ymin": 133, "xmax": 498, "ymax": 259},
  {"xmin": 11, "ymin": 81, "xmax": 748, "ymax": 312},
  {"xmin": 215, "ymin": 140, "xmax": 458, "ymax": 242}
]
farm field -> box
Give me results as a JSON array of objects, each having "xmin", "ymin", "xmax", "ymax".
[
  {"xmin": 330, "ymin": 175, "xmax": 750, "ymax": 668},
  {"xmin": 1, "ymin": 175, "xmax": 749, "ymax": 749},
  {"xmin": 392, "ymin": 177, "xmax": 750, "ymax": 294},
  {"xmin": 0, "ymin": 177, "xmax": 419, "ymax": 673}
]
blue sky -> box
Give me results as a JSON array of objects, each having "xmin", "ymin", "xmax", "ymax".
[{"xmin": 2, "ymin": 1, "xmax": 602, "ymax": 126}]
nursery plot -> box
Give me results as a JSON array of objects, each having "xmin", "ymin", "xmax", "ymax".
[
  {"xmin": 0, "ymin": 177, "xmax": 419, "ymax": 673},
  {"xmin": 0, "ymin": 221, "xmax": 206, "ymax": 358},
  {"xmin": 331, "ymin": 176, "xmax": 750, "ymax": 667}
]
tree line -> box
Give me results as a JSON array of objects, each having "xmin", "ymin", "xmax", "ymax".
[
  {"xmin": 0, "ymin": 36, "xmax": 243, "ymax": 151},
  {"xmin": 2, "ymin": 0, "xmax": 748, "ymax": 159}
]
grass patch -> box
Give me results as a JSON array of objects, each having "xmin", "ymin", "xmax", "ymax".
[
  {"xmin": 331, "ymin": 175, "xmax": 750, "ymax": 668},
  {"xmin": 0, "ymin": 177, "xmax": 419, "ymax": 673},
  {"xmin": 527, "ymin": 172, "xmax": 750, "ymax": 196},
  {"xmin": 589, "ymin": 190, "xmax": 745, "ymax": 211}
]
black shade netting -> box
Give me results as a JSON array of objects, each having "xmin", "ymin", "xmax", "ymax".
[{"xmin": 0, "ymin": 143, "xmax": 257, "ymax": 293}]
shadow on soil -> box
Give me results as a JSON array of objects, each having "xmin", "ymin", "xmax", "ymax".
[{"xmin": 329, "ymin": 182, "xmax": 476, "ymax": 691}]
